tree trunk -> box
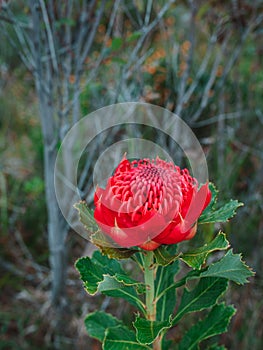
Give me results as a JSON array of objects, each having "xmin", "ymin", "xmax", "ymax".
[
  {"xmin": 38, "ymin": 92, "xmax": 68, "ymax": 307},
  {"xmin": 45, "ymin": 145, "xmax": 68, "ymax": 306}
]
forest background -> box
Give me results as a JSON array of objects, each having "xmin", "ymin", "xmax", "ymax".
[{"xmin": 0, "ymin": 1, "xmax": 262, "ymax": 349}]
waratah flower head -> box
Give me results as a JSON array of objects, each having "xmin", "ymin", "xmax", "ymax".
[{"xmin": 94, "ymin": 156, "xmax": 211, "ymax": 250}]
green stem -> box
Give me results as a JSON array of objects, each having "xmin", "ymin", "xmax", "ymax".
[
  {"xmin": 143, "ymin": 251, "xmax": 162, "ymax": 350},
  {"xmin": 144, "ymin": 251, "xmax": 155, "ymax": 321}
]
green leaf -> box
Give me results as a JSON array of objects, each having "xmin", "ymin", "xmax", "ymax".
[
  {"xmin": 155, "ymin": 260, "xmax": 180, "ymax": 321},
  {"xmin": 98, "ymin": 275, "xmax": 146, "ymax": 313},
  {"xmin": 74, "ymin": 201, "xmax": 98, "ymax": 233},
  {"xmin": 133, "ymin": 316, "xmax": 172, "ymax": 345},
  {"xmin": 76, "ymin": 250, "xmax": 146, "ymax": 312},
  {"xmin": 91, "ymin": 231, "xmax": 139, "ymax": 260},
  {"xmin": 127, "ymin": 31, "xmax": 142, "ymax": 42},
  {"xmin": 180, "ymin": 232, "xmax": 230, "ymax": 269},
  {"xmin": 198, "ymin": 184, "xmax": 243, "ymax": 224},
  {"xmin": 114, "ymin": 273, "xmax": 146, "ymax": 294},
  {"xmin": 178, "ymin": 303, "xmax": 236, "ymax": 350},
  {"xmin": 154, "ymin": 245, "xmax": 181, "ymax": 266},
  {"xmin": 204, "ymin": 183, "xmax": 218, "ymax": 212},
  {"xmin": 85, "ymin": 311, "xmax": 122, "ymax": 342},
  {"xmin": 75, "ymin": 256, "xmax": 103, "ymax": 295},
  {"xmin": 75, "ymin": 250, "xmax": 124, "ymax": 294},
  {"xmin": 110, "ymin": 37, "xmax": 123, "ymax": 51},
  {"xmin": 173, "ymin": 277, "xmax": 228, "ymax": 325},
  {"xmin": 103, "ymin": 325, "xmax": 151, "ymax": 350},
  {"xmin": 200, "ymin": 249, "xmax": 255, "ymax": 284},
  {"xmin": 199, "ymin": 199, "xmax": 243, "ymax": 223}
]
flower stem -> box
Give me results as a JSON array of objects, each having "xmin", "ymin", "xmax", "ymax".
[
  {"xmin": 144, "ymin": 250, "xmax": 155, "ymax": 321},
  {"xmin": 143, "ymin": 251, "xmax": 161, "ymax": 350}
]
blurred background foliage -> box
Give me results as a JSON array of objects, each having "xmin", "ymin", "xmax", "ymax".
[{"xmin": 0, "ymin": 0, "xmax": 262, "ymax": 349}]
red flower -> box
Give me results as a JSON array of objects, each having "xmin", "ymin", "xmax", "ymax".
[{"xmin": 94, "ymin": 156, "xmax": 211, "ymax": 250}]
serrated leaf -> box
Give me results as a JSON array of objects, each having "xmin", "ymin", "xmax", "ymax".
[
  {"xmin": 154, "ymin": 245, "xmax": 181, "ymax": 266},
  {"xmin": 100, "ymin": 247, "xmax": 138, "ymax": 260},
  {"xmin": 75, "ymin": 250, "xmax": 124, "ymax": 294},
  {"xmin": 204, "ymin": 183, "xmax": 218, "ymax": 212},
  {"xmin": 180, "ymin": 232, "xmax": 230, "ymax": 269},
  {"xmin": 91, "ymin": 231, "xmax": 139, "ymax": 259},
  {"xmin": 173, "ymin": 277, "xmax": 228, "ymax": 325},
  {"xmin": 200, "ymin": 249, "xmax": 255, "ymax": 284},
  {"xmin": 133, "ymin": 316, "xmax": 172, "ymax": 345},
  {"xmin": 114, "ymin": 273, "xmax": 146, "ymax": 294},
  {"xmin": 103, "ymin": 325, "xmax": 151, "ymax": 350},
  {"xmin": 98, "ymin": 275, "xmax": 146, "ymax": 313},
  {"xmin": 155, "ymin": 260, "xmax": 180, "ymax": 321},
  {"xmin": 199, "ymin": 183, "xmax": 244, "ymax": 224},
  {"xmin": 75, "ymin": 256, "xmax": 103, "ymax": 295},
  {"xmin": 199, "ymin": 199, "xmax": 243, "ymax": 224},
  {"xmin": 85, "ymin": 311, "xmax": 123, "ymax": 342},
  {"xmin": 74, "ymin": 201, "xmax": 98, "ymax": 233},
  {"xmin": 178, "ymin": 303, "xmax": 236, "ymax": 350}
]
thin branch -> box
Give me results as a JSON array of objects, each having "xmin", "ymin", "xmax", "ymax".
[
  {"xmin": 39, "ymin": 0, "xmax": 59, "ymax": 73},
  {"xmin": 125, "ymin": 0, "xmax": 175, "ymax": 73},
  {"xmin": 0, "ymin": 14, "xmax": 14, "ymax": 23},
  {"xmin": 213, "ymin": 14, "xmax": 262, "ymax": 96},
  {"xmin": 74, "ymin": 0, "xmax": 93, "ymax": 70},
  {"xmin": 14, "ymin": 229, "xmax": 49, "ymax": 274},
  {"xmin": 63, "ymin": 0, "xmax": 120, "ymax": 118},
  {"xmin": 0, "ymin": 22, "xmax": 34, "ymax": 71},
  {"xmin": 144, "ymin": 0, "xmax": 153, "ymax": 26},
  {"xmin": 79, "ymin": 0, "xmax": 107, "ymax": 67},
  {"xmin": 175, "ymin": 1, "xmax": 197, "ymax": 116},
  {"xmin": 192, "ymin": 110, "xmax": 249, "ymax": 127},
  {"xmin": 180, "ymin": 29, "xmax": 218, "ymax": 106},
  {"xmin": 3, "ymin": 6, "xmax": 36, "ymax": 70}
]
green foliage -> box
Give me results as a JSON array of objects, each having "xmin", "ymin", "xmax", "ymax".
[
  {"xmin": 23, "ymin": 176, "xmax": 44, "ymax": 196},
  {"xmin": 199, "ymin": 249, "xmax": 255, "ymax": 285},
  {"xmin": 75, "ymin": 189, "xmax": 254, "ymax": 348},
  {"xmin": 155, "ymin": 258, "xmax": 179, "ymax": 321},
  {"xmin": 76, "ymin": 232, "xmax": 253, "ymax": 348},
  {"xmin": 103, "ymin": 325, "xmax": 151, "ymax": 350},
  {"xmin": 74, "ymin": 201, "xmax": 99, "ymax": 234},
  {"xmin": 110, "ymin": 37, "xmax": 123, "ymax": 51},
  {"xmin": 199, "ymin": 183, "xmax": 243, "ymax": 224},
  {"xmin": 91, "ymin": 230, "xmax": 139, "ymax": 259},
  {"xmin": 133, "ymin": 316, "xmax": 172, "ymax": 345},
  {"xmin": 75, "ymin": 251, "xmax": 146, "ymax": 313},
  {"xmin": 98, "ymin": 274, "xmax": 145, "ymax": 312},
  {"xmin": 178, "ymin": 304, "xmax": 236, "ymax": 350},
  {"xmin": 85, "ymin": 311, "xmax": 123, "ymax": 342},
  {"xmin": 85, "ymin": 311, "xmax": 152, "ymax": 350},
  {"xmin": 154, "ymin": 245, "xmax": 181, "ymax": 266},
  {"xmin": 74, "ymin": 200, "xmax": 139, "ymax": 259},
  {"xmin": 172, "ymin": 277, "xmax": 228, "ymax": 325},
  {"xmin": 180, "ymin": 232, "xmax": 230, "ymax": 269},
  {"xmin": 199, "ymin": 199, "xmax": 244, "ymax": 224}
]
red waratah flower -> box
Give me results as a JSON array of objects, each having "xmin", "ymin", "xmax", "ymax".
[{"xmin": 94, "ymin": 156, "xmax": 211, "ymax": 251}]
